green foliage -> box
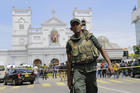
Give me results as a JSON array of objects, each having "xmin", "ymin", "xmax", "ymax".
[
  {"xmin": 133, "ymin": 45, "xmax": 140, "ymax": 54},
  {"xmin": 134, "ymin": 54, "xmax": 140, "ymax": 58},
  {"xmin": 133, "ymin": 45, "xmax": 140, "ymax": 58}
]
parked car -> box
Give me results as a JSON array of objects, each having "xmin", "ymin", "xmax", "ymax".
[
  {"xmin": 0, "ymin": 65, "xmax": 6, "ymax": 83},
  {"xmin": 4, "ymin": 68, "xmax": 35, "ymax": 85}
]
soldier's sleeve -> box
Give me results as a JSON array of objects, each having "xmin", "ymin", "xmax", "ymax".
[
  {"xmin": 90, "ymin": 34, "xmax": 102, "ymax": 51},
  {"xmin": 66, "ymin": 41, "xmax": 72, "ymax": 54}
]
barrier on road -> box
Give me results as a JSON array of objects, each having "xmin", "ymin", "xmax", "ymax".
[
  {"xmin": 119, "ymin": 66, "xmax": 140, "ymax": 69},
  {"xmin": 6, "ymin": 65, "xmax": 140, "ymax": 71}
]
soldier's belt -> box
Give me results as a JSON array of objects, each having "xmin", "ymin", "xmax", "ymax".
[
  {"xmin": 72, "ymin": 53, "xmax": 97, "ymax": 63},
  {"xmin": 82, "ymin": 59, "xmax": 96, "ymax": 63},
  {"xmin": 73, "ymin": 59, "xmax": 96, "ymax": 66}
]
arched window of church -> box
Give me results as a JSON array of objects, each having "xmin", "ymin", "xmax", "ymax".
[
  {"xmin": 19, "ymin": 18, "xmax": 25, "ymax": 30},
  {"xmin": 81, "ymin": 20, "xmax": 86, "ymax": 26},
  {"xmin": 51, "ymin": 30, "xmax": 58, "ymax": 43},
  {"xmin": 81, "ymin": 20, "xmax": 86, "ymax": 30},
  {"xmin": 19, "ymin": 24, "xmax": 24, "ymax": 29}
]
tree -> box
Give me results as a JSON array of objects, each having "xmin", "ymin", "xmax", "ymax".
[
  {"xmin": 133, "ymin": 45, "xmax": 140, "ymax": 54},
  {"xmin": 133, "ymin": 45, "xmax": 140, "ymax": 58}
]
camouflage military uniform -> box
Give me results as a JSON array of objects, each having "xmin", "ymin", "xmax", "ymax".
[{"xmin": 66, "ymin": 30, "xmax": 102, "ymax": 93}]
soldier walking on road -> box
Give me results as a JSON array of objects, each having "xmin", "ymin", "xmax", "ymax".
[{"xmin": 66, "ymin": 18, "xmax": 114, "ymax": 93}]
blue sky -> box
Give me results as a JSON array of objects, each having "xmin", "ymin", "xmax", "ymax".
[{"xmin": 0, "ymin": 0, "xmax": 137, "ymax": 49}]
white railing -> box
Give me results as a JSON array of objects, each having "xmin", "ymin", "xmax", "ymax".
[{"xmin": 30, "ymin": 28, "xmax": 42, "ymax": 32}]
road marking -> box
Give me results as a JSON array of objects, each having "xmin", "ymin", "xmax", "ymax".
[
  {"xmin": 99, "ymin": 86, "xmax": 131, "ymax": 93},
  {"xmin": 123, "ymin": 79, "xmax": 137, "ymax": 82},
  {"xmin": 56, "ymin": 82, "xmax": 65, "ymax": 86},
  {"xmin": 27, "ymin": 85, "xmax": 34, "ymax": 88},
  {"xmin": 0, "ymin": 86, "xmax": 6, "ymax": 90},
  {"xmin": 12, "ymin": 86, "xmax": 20, "ymax": 89},
  {"xmin": 109, "ymin": 80, "xmax": 122, "ymax": 83},
  {"xmin": 97, "ymin": 79, "xmax": 110, "ymax": 84},
  {"xmin": 133, "ymin": 79, "xmax": 140, "ymax": 81},
  {"xmin": 42, "ymin": 83, "xmax": 51, "ymax": 87}
]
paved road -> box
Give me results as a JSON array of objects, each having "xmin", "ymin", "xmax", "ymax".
[{"xmin": 0, "ymin": 77, "xmax": 140, "ymax": 93}]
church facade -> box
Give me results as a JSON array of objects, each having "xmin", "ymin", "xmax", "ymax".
[{"xmin": 0, "ymin": 7, "xmax": 123, "ymax": 66}]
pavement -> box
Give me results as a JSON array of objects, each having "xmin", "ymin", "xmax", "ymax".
[{"xmin": 0, "ymin": 76, "xmax": 140, "ymax": 93}]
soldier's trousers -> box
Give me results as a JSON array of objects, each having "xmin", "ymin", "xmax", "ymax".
[{"xmin": 73, "ymin": 68, "xmax": 98, "ymax": 93}]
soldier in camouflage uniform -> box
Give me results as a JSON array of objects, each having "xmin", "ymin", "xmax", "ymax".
[{"xmin": 66, "ymin": 18, "xmax": 113, "ymax": 93}]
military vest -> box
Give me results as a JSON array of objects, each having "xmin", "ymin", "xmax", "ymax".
[{"xmin": 69, "ymin": 30, "xmax": 100, "ymax": 64}]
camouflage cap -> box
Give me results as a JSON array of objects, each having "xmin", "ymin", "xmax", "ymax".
[{"xmin": 70, "ymin": 18, "xmax": 81, "ymax": 25}]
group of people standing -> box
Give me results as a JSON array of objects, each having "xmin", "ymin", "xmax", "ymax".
[
  {"xmin": 50, "ymin": 63, "xmax": 67, "ymax": 81},
  {"xmin": 32, "ymin": 63, "xmax": 67, "ymax": 83},
  {"xmin": 97, "ymin": 60, "xmax": 135, "ymax": 79}
]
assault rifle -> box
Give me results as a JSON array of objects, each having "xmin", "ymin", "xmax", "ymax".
[{"xmin": 70, "ymin": 65, "xmax": 74, "ymax": 93}]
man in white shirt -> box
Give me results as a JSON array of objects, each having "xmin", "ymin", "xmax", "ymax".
[{"xmin": 33, "ymin": 65, "xmax": 39, "ymax": 83}]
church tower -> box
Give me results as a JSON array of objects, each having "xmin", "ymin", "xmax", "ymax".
[
  {"xmin": 12, "ymin": 6, "xmax": 31, "ymax": 50},
  {"xmin": 73, "ymin": 8, "xmax": 93, "ymax": 32},
  {"xmin": 132, "ymin": 0, "xmax": 140, "ymax": 45}
]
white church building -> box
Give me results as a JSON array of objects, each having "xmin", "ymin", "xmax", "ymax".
[{"xmin": 0, "ymin": 7, "xmax": 123, "ymax": 66}]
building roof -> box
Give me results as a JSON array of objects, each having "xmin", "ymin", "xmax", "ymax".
[{"xmin": 42, "ymin": 17, "xmax": 66, "ymax": 26}]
